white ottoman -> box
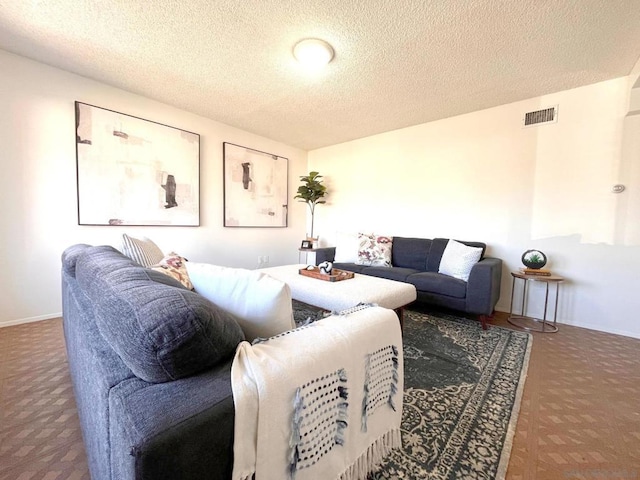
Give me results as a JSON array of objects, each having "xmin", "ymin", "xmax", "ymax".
[{"xmin": 258, "ymin": 264, "xmax": 417, "ymax": 327}]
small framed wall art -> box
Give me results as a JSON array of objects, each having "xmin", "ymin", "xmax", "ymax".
[
  {"xmin": 223, "ymin": 142, "xmax": 288, "ymax": 227},
  {"xmin": 300, "ymin": 240, "xmax": 313, "ymax": 249},
  {"xmin": 75, "ymin": 102, "xmax": 200, "ymax": 226}
]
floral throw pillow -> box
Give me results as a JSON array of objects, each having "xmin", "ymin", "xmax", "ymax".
[
  {"xmin": 150, "ymin": 252, "xmax": 194, "ymax": 290},
  {"xmin": 355, "ymin": 234, "xmax": 393, "ymax": 267}
]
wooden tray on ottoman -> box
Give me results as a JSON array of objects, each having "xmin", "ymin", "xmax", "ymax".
[{"xmin": 298, "ymin": 267, "xmax": 355, "ymax": 282}]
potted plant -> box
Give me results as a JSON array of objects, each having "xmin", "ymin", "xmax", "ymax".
[{"xmin": 294, "ymin": 171, "xmax": 327, "ymax": 245}]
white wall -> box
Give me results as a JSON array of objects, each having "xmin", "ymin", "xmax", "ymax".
[
  {"xmin": 3, "ymin": 48, "xmax": 639, "ymax": 338},
  {"xmin": 0, "ymin": 50, "xmax": 308, "ymax": 326},
  {"xmin": 309, "ymin": 77, "xmax": 640, "ymax": 339}
]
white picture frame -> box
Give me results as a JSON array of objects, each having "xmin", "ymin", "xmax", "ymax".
[
  {"xmin": 75, "ymin": 102, "xmax": 200, "ymax": 226},
  {"xmin": 223, "ymin": 142, "xmax": 288, "ymax": 227}
]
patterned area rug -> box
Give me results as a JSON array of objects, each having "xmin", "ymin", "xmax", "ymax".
[{"xmin": 293, "ymin": 301, "xmax": 532, "ymax": 480}]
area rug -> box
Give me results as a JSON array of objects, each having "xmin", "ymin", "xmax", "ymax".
[{"xmin": 292, "ymin": 301, "xmax": 532, "ymax": 480}]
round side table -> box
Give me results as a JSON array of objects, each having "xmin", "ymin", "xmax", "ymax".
[{"xmin": 508, "ymin": 271, "xmax": 564, "ymax": 333}]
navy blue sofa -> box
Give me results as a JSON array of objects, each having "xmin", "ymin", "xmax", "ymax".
[
  {"xmin": 61, "ymin": 244, "xmax": 245, "ymax": 480},
  {"xmin": 315, "ymin": 237, "xmax": 502, "ymax": 329}
]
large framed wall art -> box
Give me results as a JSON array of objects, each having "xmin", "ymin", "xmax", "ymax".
[
  {"xmin": 75, "ymin": 102, "xmax": 200, "ymax": 226},
  {"xmin": 223, "ymin": 142, "xmax": 288, "ymax": 227}
]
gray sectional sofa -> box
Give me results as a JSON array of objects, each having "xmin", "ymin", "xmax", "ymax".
[
  {"xmin": 61, "ymin": 243, "xmax": 405, "ymax": 479},
  {"xmin": 315, "ymin": 237, "xmax": 502, "ymax": 329},
  {"xmin": 62, "ymin": 244, "xmax": 243, "ymax": 480}
]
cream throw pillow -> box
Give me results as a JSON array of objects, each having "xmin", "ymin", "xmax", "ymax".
[
  {"xmin": 121, "ymin": 234, "xmax": 164, "ymax": 267},
  {"xmin": 438, "ymin": 239, "xmax": 483, "ymax": 282},
  {"xmin": 186, "ymin": 262, "xmax": 295, "ymax": 342}
]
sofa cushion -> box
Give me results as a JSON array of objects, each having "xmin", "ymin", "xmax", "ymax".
[
  {"xmin": 426, "ymin": 238, "xmax": 486, "ymax": 272},
  {"xmin": 407, "ymin": 272, "xmax": 467, "ymax": 299},
  {"xmin": 332, "ymin": 262, "xmax": 367, "ymax": 274},
  {"xmin": 365, "ymin": 266, "xmax": 421, "ymax": 282},
  {"xmin": 61, "ymin": 243, "xmax": 92, "ymax": 277},
  {"xmin": 109, "ymin": 361, "xmax": 235, "ymax": 479},
  {"xmin": 391, "ymin": 237, "xmax": 431, "ymax": 270},
  {"xmin": 186, "ymin": 262, "xmax": 295, "ymax": 342},
  {"xmin": 75, "ymin": 246, "xmax": 245, "ymax": 383},
  {"xmin": 356, "ymin": 233, "xmax": 393, "ymax": 266},
  {"xmin": 438, "ymin": 239, "xmax": 483, "ymax": 282}
]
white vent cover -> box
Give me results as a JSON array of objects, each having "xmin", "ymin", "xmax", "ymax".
[{"xmin": 523, "ymin": 106, "xmax": 558, "ymax": 127}]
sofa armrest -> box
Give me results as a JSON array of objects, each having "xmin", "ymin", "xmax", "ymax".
[
  {"xmin": 314, "ymin": 247, "xmax": 336, "ymax": 265},
  {"xmin": 465, "ymin": 257, "xmax": 502, "ymax": 315}
]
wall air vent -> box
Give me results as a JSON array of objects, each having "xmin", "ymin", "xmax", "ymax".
[{"xmin": 523, "ymin": 106, "xmax": 558, "ymax": 127}]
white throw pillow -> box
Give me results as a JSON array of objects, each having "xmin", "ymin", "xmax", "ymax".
[
  {"xmin": 333, "ymin": 232, "xmax": 360, "ymax": 263},
  {"xmin": 186, "ymin": 262, "xmax": 295, "ymax": 342},
  {"xmin": 121, "ymin": 234, "xmax": 164, "ymax": 267},
  {"xmin": 438, "ymin": 240, "xmax": 483, "ymax": 282}
]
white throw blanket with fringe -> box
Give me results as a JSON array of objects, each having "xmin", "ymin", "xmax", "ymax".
[{"xmin": 231, "ymin": 304, "xmax": 404, "ymax": 480}]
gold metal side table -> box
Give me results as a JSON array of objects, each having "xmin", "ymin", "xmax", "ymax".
[{"xmin": 508, "ymin": 271, "xmax": 564, "ymax": 333}]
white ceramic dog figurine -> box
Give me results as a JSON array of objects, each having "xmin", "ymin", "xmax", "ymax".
[{"xmin": 318, "ymin": 261, "xmax": 333, "ymax": 274}]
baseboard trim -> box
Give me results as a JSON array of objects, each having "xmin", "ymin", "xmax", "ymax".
[
  {"xmin": 558, "ymin": 320, "xmax": 640, "ymax": 340},
  {"xmin": 0, "ymin": 313, "xmax": 62, "ymax": 328},
  {"xmin": 494, "ymin": 306, "xmax": 640, "ymax": 339}
]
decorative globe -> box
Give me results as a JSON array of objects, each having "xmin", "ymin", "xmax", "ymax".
[{"xmin": 522, "ymin": 250, "xmax": 547, "ymax": 269}]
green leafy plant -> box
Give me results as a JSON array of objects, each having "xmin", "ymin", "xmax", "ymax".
[
  {"xmin": 294, "ymin": 171, "xmax": 327, "ymax": 240},
  {"xmin": 527, "ymin": 252, "xmax": 542, "ymax": 264}
]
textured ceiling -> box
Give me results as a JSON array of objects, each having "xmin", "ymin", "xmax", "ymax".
[{"xmin": 2, "ymin": 1, "xmax": 640, "ymax": 150}]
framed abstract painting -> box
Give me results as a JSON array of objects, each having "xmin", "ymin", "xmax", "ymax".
[
  {"xmin": 223, "ymin": 142, "xmax": 288, "ymax": 227},
  {"xmin": 75, "ymin": 102, "xmax": 200, "ymax": 226}
]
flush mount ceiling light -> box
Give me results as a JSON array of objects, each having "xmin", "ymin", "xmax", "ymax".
[{"xmin": 293, "ymin": 38, "xmax": 334, "ymax": 68}]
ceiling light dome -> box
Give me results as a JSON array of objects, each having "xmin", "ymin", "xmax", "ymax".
[{"xmin": 293, "ymin": 38, "xmax": 334, "ymax": 68}]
